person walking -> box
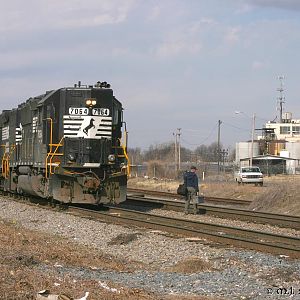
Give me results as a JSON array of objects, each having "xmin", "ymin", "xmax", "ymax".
[{"xmin": 183, "ymin": 166, "xmax": 199, "ymax": 214}]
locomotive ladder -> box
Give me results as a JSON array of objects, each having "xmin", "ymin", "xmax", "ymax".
[
  {"xmin": 113, "ymin": 135, "xmax": 130, "ymax": 176},
  {"xmin": 44, "ymin": 118, "xmax": 64, "ymax": 179},
  {"xmin": 1, "ymin": 144, "xmax": 15, "ymax": 179},
  {"xmin": 45, "ymin": 137, "xmax": 64, "ymax": 179}
]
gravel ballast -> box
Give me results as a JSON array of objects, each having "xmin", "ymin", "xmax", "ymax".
[{"xmin": 1, "ymin": 197, "xmax": 300, "ymax": 300}]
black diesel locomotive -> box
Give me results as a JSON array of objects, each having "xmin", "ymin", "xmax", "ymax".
[{"xmin": 0, "ymin": 81, "xmax": 128, "ymax": 204}]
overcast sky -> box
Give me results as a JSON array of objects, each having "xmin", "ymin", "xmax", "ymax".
[{"xmin": 1, "ymin": 0, "xmax": 300, "ymax": 149}]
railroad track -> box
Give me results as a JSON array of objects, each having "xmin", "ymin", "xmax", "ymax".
[
  {"xmin": 127, "ymin": 188, "xmax": 252, "ymax": 206},
  {"xmin": 1, "ymin": 194, "xmax": 299, "ymax": 258},
  {"xmin": 125, "ymin": 196, "xmax": 300, "ymax": 230},
  {"xmin": 68, "ymin": 205, "xmax": 300, "ymax": 258}
]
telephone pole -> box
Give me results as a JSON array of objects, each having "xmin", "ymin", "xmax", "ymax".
[
  {"xmin": 173, "ymin": 128, "xmax": 182, "ymax": 173},
  {"xmin": 177, "ymin": 128, "xmax": 181, "ymax": 171},
  {"xmin": 250, "ymin": 113, "xmax": 256, "ymax": 167},
  {"xmin": 173, "ymin": 132, "xmax": 177, "ymax": 173},
  {"xmin": 217, "ymin": 120, "xmax": 222, "ymax": 174}
]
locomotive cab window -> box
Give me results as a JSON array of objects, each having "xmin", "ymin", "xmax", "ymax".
[
  {"xmin": 46, "ymin": 104, "xmax": 56, "ymax": 120},
  {"xmin": 38, "ymin": 108, "xmax": 43, "ymax": 125},
  {"xmin": 113, "ymin": 109, "xmax": 122, "ymax": 125}
]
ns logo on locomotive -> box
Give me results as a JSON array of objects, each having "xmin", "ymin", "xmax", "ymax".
[{"xmin": 0, "ymin": 81, "xmax": 129, "ymax": 205}]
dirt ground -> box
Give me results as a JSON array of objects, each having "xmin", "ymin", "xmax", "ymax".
[
  {"xmin": 0, "ymin": 219, "xmax": 219, "ymax": 300},
  {"xmin": 128, "ymin": 174, "xmax": 300, "ymax": 216},
  {"xmin": 0, "ymin": 219, "xmax": 145, "ymax": 300},
  {"xmin": 1, "ymin": 175, "xmax": 299, "ymax": 299}
]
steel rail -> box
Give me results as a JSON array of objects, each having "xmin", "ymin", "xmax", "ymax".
[
  {"xmin": 2, "ymin": 192, "xmax": 299, "ymax": 257},
  {"xmin": 127, "ymin": 188, "xmax": 252, "ymax": 206},
  {"xmin": 125, "ymin": 196, "xmax": 300, "ymax": 230},
  {"xmin": 67, "ymin": 206, "xmax": 300, "ymax": 258}
]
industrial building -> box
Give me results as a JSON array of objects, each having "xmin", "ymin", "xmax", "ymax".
[
  {"xmin": 235, "ymin": 79, "xmax": 300, "ymax": 174},
  {"xmin": 236, "ymin": 113, "xmax": 300, "ymax": 174}
]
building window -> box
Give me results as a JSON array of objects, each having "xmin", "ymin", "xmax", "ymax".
[
  {"xmin": 280, "ymin": 126, "xmax": 290, "ymax": 134},
  {"xmin": 292, "ymin": 126, "xmax": 300, "ymax": 135}
]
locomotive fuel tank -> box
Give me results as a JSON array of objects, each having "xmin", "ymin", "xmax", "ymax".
[{"xmin": 17, "ymin": 174, "xmax": 45, "ymax": 198}]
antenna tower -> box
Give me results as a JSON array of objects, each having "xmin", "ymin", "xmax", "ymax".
[{"xmin": 277, "ymin": 76, "xmax": 285, "ymax": 123}]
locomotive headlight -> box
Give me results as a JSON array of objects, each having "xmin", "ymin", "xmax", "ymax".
[
  {"xmin": 85, "ymin": 99, "xmax": 92, "ymax": 106},
  {"xmin": 85, "ymin": 98, "xmax": 97, "ymax": 107},
  {"xmin": 108, "ymin": 154, "xmax": 116, "ymax": 162}
]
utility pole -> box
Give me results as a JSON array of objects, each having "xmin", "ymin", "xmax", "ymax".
[
  {"xmin": 177, "ymin": 128, "xmax": 181, "ymax": 171},
  {"xmin": 217, "ymin": 120, "xmax": 222, "ymax": 174},
  {"xmin": 250, "ymin": 113, "xmax": 256, "ymax": 167},
  {"xmin": 173, "ymin": 129, "xmax": 182, "ymax": 173},
  {"xmin": 173, "ymin": 132, "xmax": 177, "ymax": 173},
  {"xmin": 220, "ymin": 148, "xmax": 228, "ymax": 173}
]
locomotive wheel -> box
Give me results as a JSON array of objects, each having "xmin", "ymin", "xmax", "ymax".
[{"xmin": 49, "ymin": 198, "xmax": 56, "ymax": 208}]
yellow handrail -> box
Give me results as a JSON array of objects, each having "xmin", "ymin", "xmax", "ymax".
[
  {"xmin": 1, "ymin": 144, "xmax": 15, "ymax": 179},
  {"xmin": 118, "ymin": 132, "xmax": 130, "ymax": 176},
  {"xmin": 49, "ymin": 137, "xmax": 64, "ymax": 175},
  {"xmin": 1, "ymin": 145, "xmax": 6, "ymax": 178},
  {"xmin": 44, "ymin": 117, "xmax": 64, "ymax": 178}
]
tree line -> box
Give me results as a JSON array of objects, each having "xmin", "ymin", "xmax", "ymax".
[{"xmin": 128, "ymin": 142, "xmax": 235, "ymax": 165}]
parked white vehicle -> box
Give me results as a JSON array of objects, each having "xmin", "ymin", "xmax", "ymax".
[{"xmin": 234, "ymin": 166, "xmax": 263, "ymax": 186}]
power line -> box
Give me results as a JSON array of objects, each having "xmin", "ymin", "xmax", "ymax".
[
  {"xmin": 181, "ymin": 123, "xmax": 218, "ymax": 146},
  {"xmin": 222, "ymin": 122, "xmax": 249, "ymax": 132},
  {"xmin": 181, "ymin": 138, "xmax": 201, "ymax": 146}
]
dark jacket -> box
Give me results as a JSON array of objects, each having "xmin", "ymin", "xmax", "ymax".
[{"xmin": 184, "ymin": 171, "xmax": 199, "ymax": 191}]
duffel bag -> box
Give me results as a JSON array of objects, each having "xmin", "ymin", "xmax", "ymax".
[{"xmin": 177, "ymin": 184, "xmax": 187, "ymax": 196}]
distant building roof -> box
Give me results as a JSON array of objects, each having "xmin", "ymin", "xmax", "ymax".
[{"xmin": 240, "ymin": 154, "xmax": 298, "ymax": 161}]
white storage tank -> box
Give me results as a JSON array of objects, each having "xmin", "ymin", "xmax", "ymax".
[
  {"xmin": 280, "ymin": 150, "xmax": 289, "ymax": 158},
  {"xmin": 282, "ymin": 112, "xmax": 292, "ymax": 122},
  {"xmin": 236, "ymin": 142, "xmax": 260, "ymax": 162},
  {"xmin": 286, "ymin": 142, "xmax": 300, "ymax": 159}
]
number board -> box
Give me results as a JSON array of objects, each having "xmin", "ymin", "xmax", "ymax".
[
  {"xmin": 69, "ymin": 107, "xmax": 89, "ymax": 115},
  {"xmin": 92, "ymin": 108, "xmax": 110, "ymax": 116}
]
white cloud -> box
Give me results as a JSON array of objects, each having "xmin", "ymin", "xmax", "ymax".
[
  {"xmin": 154, "ymin": 22, "xmax": 203, "ymax": 58},
  {"xmin": 147, "ymin": 4, "xmax": 162, "ymax": 21},
  {"xmin": 252, "ymin": 60, "xmax": 266, "ymax": 70},
  {"xmin": 245, "ymin": 0, "xmax": 300, "ymax": 11},
  {"xmin": 199, "ymin": 18, "xmax": 217, "ymax": 26},
  {"xmin": 224, "ymin": 27, "xmax": 241, "ymax": 44},
  {"xmin": 0, "ymin": 0, "xmax": 136, "ymax": 33},
  {"xmin": 156, "ymin": 40, "xmax": 202, "ymax": 58},
  {"xmin": 235, "ymin": 3, "xmax": 254, "ymax": 14},
  {"xmin": 0, "ymin": 39, "xmax": 106, "ymax": 71}
]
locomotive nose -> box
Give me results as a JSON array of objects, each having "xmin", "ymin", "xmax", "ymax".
[{"xmin": 64, "ymin": 138, "xmax": 112, "ymax": 167}]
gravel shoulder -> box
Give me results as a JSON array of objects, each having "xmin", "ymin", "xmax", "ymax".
[
  {"xmin": 1, "ymin": 197, "xmax": 300, "ymax": 300},
  {"xmin": 147, "ymin": 208, "xmax": 300, "ymax": 238}
]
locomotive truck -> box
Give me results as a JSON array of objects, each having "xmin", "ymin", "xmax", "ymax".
[{"xmin": 0, "ymin": 81, "xmax": 128, "ymax": 204}]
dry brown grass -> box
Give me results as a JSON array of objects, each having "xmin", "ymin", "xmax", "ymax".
[
  {"xmin": 248, "ymin": 175, "xmax": 300, "ymax": 215},
  {"xmin": 165, "ymin": 258, "xmax": 212, "ymax": 274},
  {"xmin": 108, "ymin": 233, "xmax": 140, "ymax": 246},
  {"xmin": 0, "ymin": 219, "xmax": 220, "ymax": 300},
  {"xmin": 0, "ymin": 219, "xmax": 154, "ymax": 300},
  {"xmin": 128, "ymin": 175, "xmax": 300, "ymax": 216}
]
